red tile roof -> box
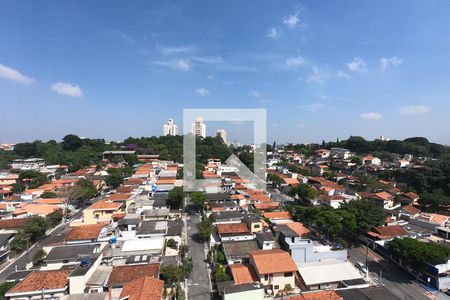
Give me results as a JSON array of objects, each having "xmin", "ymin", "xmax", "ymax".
[
  {"xmin": 249, "ymin": 249, "xmax": 297, "ymax": 275},
  {"xmin": 119, "ymin": 276, "xmax": 164, "ymax": 300},
  {"xmin": 229, "ymin": 263, "xmax": 258, "ymax": 285},
  {"xmin": 108, "ymin": 263, "xmax": 160, "ymax": 287},
  {"xmin": 216, "ymin": 223, "xmax": 250, "ymax": 235},
  {"xmin": 0, "ymin": 218, "xmax": 30, "ymax": 230},
  {"xmin": 370, "ymin": 225, "xmax": 409, "ymax": 239},
  {"xmin": 7, "ymin": 270, "xmax": 71, "ymax": 294},
  {"xmin": 285, "ymin": 222, "xmax": 311, "ymax": 236},
  {"xmin": 65, "ymin": 224, "xmax": 105, "ymax": 241},
  {"xmin": 289, "ymin": 291, "xmax": 342, "ymax": 300},
  {"xmin": 263, "ymin": 211, "xmax": 292, "ymax": 220}
]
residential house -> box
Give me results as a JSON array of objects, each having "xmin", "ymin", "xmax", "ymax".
[
  {"xmin": 216, "ymin": 222, "xmax": 253, "ymax": 242},
  {"xmin": 248, "ymin": 249, "xmax": 298, "ymax": 295},
  {"xmin": 119, "ymin": 276, "xmax": 164, "ymax": 300},
  {"xmin": 83, "ymin": 200, "xmax": 124, "ymax": 225}
]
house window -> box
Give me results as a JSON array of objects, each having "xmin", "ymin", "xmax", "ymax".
[
  {"xmin": 264, "ymin": 275, "xmax": 269, "ymax": 281},
  {"xmin": 274, "ymin": 285, "xmax": 279, "ymax": 290},
  {"xmin": 253, "ymin": 224, "xmax": 260, "ymax": 228},
  {"xmin": 284, "ymin": 272, "xmax": 293, "ymax": 277}
]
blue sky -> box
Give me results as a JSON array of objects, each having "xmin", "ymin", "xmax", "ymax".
[{"xmin": 1, "ymin": 0, "xmax": 450, "ymax": 144}]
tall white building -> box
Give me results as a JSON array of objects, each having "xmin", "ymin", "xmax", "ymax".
[
  {"xmin": 191, "ymin": 117, "xmax": 206, "ymax": 138},
  {"xmin": 216, "ymin": 129, "xmax": 227, "ymax": 145},
  {"xmin": 163, "ymin": 118, "xmax": 178, "ymax": 136}
]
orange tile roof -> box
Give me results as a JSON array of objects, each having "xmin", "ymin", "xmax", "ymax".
[
  {"xmin": 33, "ymin": 198, "xmax": 65, "ymax": 205},
  {"xmin": 108, "ymin": 263, "xmax": 160, "ymax": 287},
  {"xmin": 155, "ymin": 178, "xmax": 176, "ymax": 185},
  {"xmin": 217, "ymin": 223, "xmax": 250, "ymax": 235},
  {"xmin": 0, "ymin": 218, "xmax": 30, "ymax": 229},
  {"xmin": 65, "ymin": 224, "xmax": 105, "ymax": 241},
  {"xmin": 124, "ymin": 178, "xmax": 145, "ymax": 186},
  {"xmin": 116, "ymin": 186, "xmax": 135, "ymax": 193},
  {"xmin": 119, "ymin": 276, "xmax": 164, "ymax": 300},
  {"xmin": 286, "ymin": 222, "xmax": 311, "ymax": 236},
  {"xmin": 263, "ymin": 211, "xmax": 292, "ymax": 220},
  {"xmin": 404, "ymin": 192, "xmax": 419, "ymax": 199},
  {"xmin": 249, "ymin": 249, "xmax": 297, "ymax": 275},
  {"xmin": 289, "ymin": 291, "xmax": 342, "ymax": 300},
  {"xmin": 13, "ymin": 204, "xmax": 60, "ymax": 216},
  {"xmin": 254, "ymin": 202, "xmax": 280, "ymax": 210},
  {"xmin": 402, "ymin": 204, "xmax": 421, "ymax": 215},
  {"xmin": 229, "ymin": 264, "xmax": 258, "ymax": 285},
  {"xmin": 283, "ymin": 178, "xmax": 299, "ymax": 185},
  {"xmin": 108, "ymin": 193, "xmax": 132, "ymax": 201},
  {"xmin": 88, "ymin": 199, "xmax": 123, "ymax": 210},
  {"xmin": 370, "ymin": 225, "xmax": 409, "ymax": 239},
  {"xmin": 7, "ymin": 270, "xmax": 71, "ymax": 294}
]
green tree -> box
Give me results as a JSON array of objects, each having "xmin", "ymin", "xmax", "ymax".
[
  {"xmin": 41, "ymin": 191, "xmax": 58, "ymax": 198},
  {"xmin": 166, "ymin": 238, "xmax": 177, "ymax": 249},
  {"xmin": 32, "ymin": 249, "xmax": 47, "ymax": 266},
  {"xmin": 196, "ymin": 218, "xmax": 213, "ymax": 242},
  {"xmin": 105, "ymin": 173, "xmax": 124, "ymax": 188},
  {"xmin": 214, "ymin": 264, "xmax": 229, "ymax": 282},
  {"xmin": 62, "ymin": 134, "xmax": 83, "ymax": 151},
  {"xmin": 47, "ymin": 209, "xmax": 63, "ymax": 227},
  {"xmin": 21, "ymin": 216, "xmax": 49, "ymax": 242},
  {"xmin": 11, "ymin": 182, "xmax": 25, "ymax": 194},
  {"xmin": 0, "ymin": 281, "xmax": 19, "ymax": 300},
  {"xmin": 168, "ymin": 187, "xmax": 184, "ymax": 209},
  {"xmin": 160, "ymin": 265, "xmax": 182, "ymax": 284},
  {"xmin": 289, "ymin": 183, "xmax": 319, "ymax": 201},
  {"xmin": 387, "ymin": 238, "xmax": 450, "ymax": 272},
  {"xmin": 340, "ymin": 199, "xmax": 385, "ymax": 233},
  {"xmin": 9, "ymin": 233, "xmax": 30, "ymax": 254},
  {"xmin": 190, "ymin": 192, "xmax": 207, "ymax": 209}
]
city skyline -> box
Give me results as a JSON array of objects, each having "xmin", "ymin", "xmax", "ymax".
[{"xmin": 1, "ymin": 1, "xmax": 450, "ymax": 144}]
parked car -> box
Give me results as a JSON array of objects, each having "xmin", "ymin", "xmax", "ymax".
[{"xmin": 355, "ymin": 261, "xmax": 367, "ymax": 274}]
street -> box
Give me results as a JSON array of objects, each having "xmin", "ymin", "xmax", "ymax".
[
  {"xmin": 348, "ymin": 246, "xmax": 439, "ymax": 300},
  {"xmin": 185, "ymin": 200, "xmax": 211, "ymax": 300}
]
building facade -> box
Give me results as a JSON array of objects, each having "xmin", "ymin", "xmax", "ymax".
[
  {"xmin": 163, "ymin": 118, "xmax": 178, "ymax": 136},
  {"xmin": 192, "ymin": 117, "xmax": 206, "ymax": 138}
]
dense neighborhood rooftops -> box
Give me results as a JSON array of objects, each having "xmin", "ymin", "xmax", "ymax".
[{"xmin": 249, "ymin": 249, "xmax": 297, "ymax": 275}]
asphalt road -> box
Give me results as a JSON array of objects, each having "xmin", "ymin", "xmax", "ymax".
[
  {"xmin": 185, "ymin": 201, "xmax": 211, "ymax": 300},
  {"xmin": 348, "ymin": 246, "xmax": 438, "ymax": 300},
  {"xmin": 0, "ymin": 194, "xmax": 103, "ymax": 282}
]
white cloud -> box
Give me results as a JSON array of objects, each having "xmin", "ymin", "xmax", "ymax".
[
  {"xmin": 307, "ymin": 66, "xmax": 329, "ymax": 84},
  {"xmin": 283, "ymin": 13, "xmax": 300, "ymax": 29},
  {"xmin": 249, "ymin": 90, "xmax": 261, "ymax": 97},
  {"xmin": 266, "ymin": 27, "xmax": 281, "ymax": 39},
  {"xmin": 297, "ymin": 102, "xmax": 326, "ymax": 112},
  {"xmin": 399, "ymin": 105, "xmax": 430, "ymax": 115},
  {"xmin": 0, "ymin": 64, "xmax": 35, "ymax": 85},
  {"xmin": 380, "ymin": 56, "xmax": 403, "ymax": 72},
  {"xmin": 153, "ymin": 59, "xmax": 190, "ymax": 71},
  {"xmin": 158, "ymin": 45, "xmax": 196, "ymax": 55},
  {"xmin": 346, "ymin": 57, "xmax": 367, "ymax": 72},
  {"xmin": 336, "ymin": 70, "xmax": 350, "ymax": 79},
  {"xmin": 297, "ymin": 123, "xmax": 306, "ymax": 128},
  {"xmin": 195, "ymin": 88, "xmax": 210, "ymax": 96},
  {"xmin": 207, "ymin": 75, "xmax": 214, "ymax": 80},
  {"xmin": 191, "ymin": 56, "xmax": 224, "ymax": 64},
  {"xmin": 307, "ymin": 66, "xmax": 350, "ymax": 84},
  {"xmin": 360, "ymin": 112, "xmax": 382, "ymax": 120},
  {"xmin": 51, "ymin": 82, "xmax": 83, "ymax": 97},
  {"xmin": 285, "ymin": 56, "xmax": 305, "ymax": 68}
]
